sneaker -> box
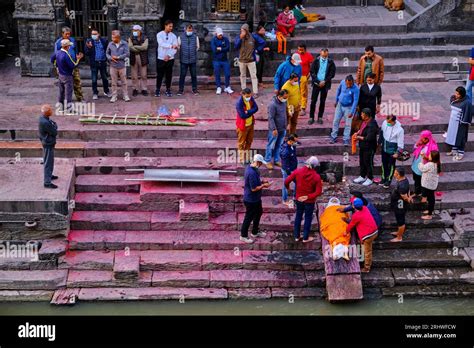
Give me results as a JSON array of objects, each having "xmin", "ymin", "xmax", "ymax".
[
  {"xmin": 239, "ymin": 236, "xmax": 254, "ymax": 244},
  {"xmin": 132, "ymin": 89, "xmax": 139, "ymax": 97},
  {"xmin": 454, "ymin": 154, "xmax": 464, "ymax": 161},
  {"xmin": 382, "ymin": 181, "xmax": 391, "ymax": 189},
  {"xmin": 446, "ymin": 151, "xmax": 457, "ymax": 156},
  {"xmin": 216, "ymin": 87, "xmax": 222, "ymax": 95},
  {"xmin": 329, "ymin": 138, "xmax": 337, "ymax": 144},
  {"xmin": 317, "ymin": 118, "xmax": 323, "ymax": 124},
  {"xmin": 92, "ymin": 94, "xmax": 98, "ymax": 100},
  {"xmin": 362, "ymin": 178, "xmax": 373, "ymax": 186},
  {"xmin": 123, "ymin": 96, "xmax": 131, "ymax": 102},
  {"xmin": 44, "ymin": 183, "xmax": 58, "ymax": 189},
  {"xmin": 165, "ymin": 90, "xmax": 172, "ymax": 98},
  {"xmin": 192, "ymin": 90, "xmax": 200, "ymax": 96},
  {"xmin": 251, "ymin": 231, "xmax": 267, "ymax": 238},
  {"xmin": 308, "ymin": 118, "xmax": 315, "ymax": 125},
  {"xmin": 104, "ymin": 92, "xmax": 112, "ymax": 98},
  {"xmin": 154, "ymin": 90, "xmax": 161, "ymax": 97},
  {"xmin": 224, "ymin": 86, "xmax": 234, "ymax": 94},
  {"xmin": 353, "ymin": 176, "xmax": 366, "ymax": 184},
  {"xmin": 177, "ymin": 91, "xmax": 184, "ymax": 96},
  {"xmin": 142, "ymin": 90, "xmax": 149, "ymax": 96},
  {"xmin": 343, "ymin": 140, "xmax": 350, "ymax": 146},
  {"xmin": 300, "ymin": 109, "xmax": 306, "ymax": 116},
  {"xmin": 110, "ymin": 96, "xmax": 117, "ymax": 103}
]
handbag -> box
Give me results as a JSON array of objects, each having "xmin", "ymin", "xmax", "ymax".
[{"xmin": 397, "ymin": 150, "xmax": 411, "ymax": 162}]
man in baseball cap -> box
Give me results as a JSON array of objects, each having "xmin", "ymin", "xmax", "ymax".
[{"xmin": 240, "ymin": 153, "xmax": 271, "ymax": 243}]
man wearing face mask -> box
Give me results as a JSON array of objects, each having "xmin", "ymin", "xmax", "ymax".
[
  {"xmin": 281, "ymin": 73, "xmax": 301, "ymax": 134},
  {"xmin": 378, "ymin": 115, "xmax": 404, "ymax": 189},
  {"xmin": 240, "ymin": 154, "xmax": 272, "ymax": 244},
  {"xmin": 38, "ymin": 105, "xmax": 59, "ymax": 189},
  {"xmin": 274, "ymin": 53, "xmax": 302, "ymax": 94},
  {"xmin": 85, "ymin": 29, "xmax": 110, "ymax": 100},
  {"xmin": 236, "ymin": 88, "xmax": 259, "ymax": 164},
  {"xmin": 128, "ymin": 25, "xmax": 149, "ymax": 97},
  {"xmin": 177, "ymin": 24, "xmax": 200, "ymax": 96},
  {"xmin": 265, "ymin": 89, "xmax": 289, "ymax": 169},
  {"xmin": 356, "ymin": 45, "xmax": 384, "ymax": 86}
]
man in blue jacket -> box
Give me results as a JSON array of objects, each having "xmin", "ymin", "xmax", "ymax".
[
  {"xmin": 280, "ymin": 133, "xmax": 298, "ymax": 205},
  {"xmin": 211, "ymin": 27, "xmax": 234, "ymax": 95},
  {"xmin": 51, "ymin": 39, "xmax": 84, "ymax": 110},
  {"xmin": 38, "ymin": 105, "xmax": 59, "ymax": 189},
  {"xmin": 330, "ymin": 75, "xmax": 360, "ymax": 145},
  {"xmin": 85, "ymin": 29, "xmax": 110, "ymax": 100},
  {"xmin": 274, "ymin": 53, "xmax": 302, "ymax": 93}
]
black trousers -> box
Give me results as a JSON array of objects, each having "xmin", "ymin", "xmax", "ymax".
[
  {"xmin": 413, "ymin": 173, "xmax": 422, "ymax": 195},
  {"xmin": 256, "ymin": 56, "xmax": 265, "ymax": 84},
  {"xmin": 156, "ymin": 59, "xmax": 175, "ymax": 92},
  {"xmin": 359, "ymin": 149, "xmax": 375, "ymax": 180},
  {"xmin": 422, "ymin": 187, "xmax": 436, "ymax": 214},
  {"xmin": 43, "ymin": 146, "xmax": 55, "ymax": 185},
  {"xmin": 381, "ymin": 151, "xmax": 397, "ymax": 183},
  {"xmin": 241, "ymin": 200, "xmax": 263, "ymax": 238},
  {"xmin": 309, "ymin": 84, "xmax": 329, "ymax": 120}
]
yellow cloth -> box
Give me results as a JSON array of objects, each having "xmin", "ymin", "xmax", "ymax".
[
  {"xmin": 281, "ymin": 80, "xmax": 301, "ymax": 109},
  {"xmin": 320, "ymin": 205, "xmax": 351, "ymax": 248},
  {"xmin": 304, "ymin": 13, "xmax": 321, "ymax": 22},
  {"xmin": 300, "ymin": 75, "xmax": 309, "ymax": 109},
  {"xmin": 243, "ymin": 99, "xmax": 253, "ymax": 127}
]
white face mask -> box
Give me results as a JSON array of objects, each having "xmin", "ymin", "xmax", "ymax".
[
  {"xmin": 291, "ymin": 81, "xmax": 298, "ymax": 86},
  {"xmin": 244, "ymin": 97, "xmax": 251, "ymax": 102}
]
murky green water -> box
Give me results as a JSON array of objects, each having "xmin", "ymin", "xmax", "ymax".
[{"xmin": 1, "ymin": 298, "xmax": 474, "ymax": 316}]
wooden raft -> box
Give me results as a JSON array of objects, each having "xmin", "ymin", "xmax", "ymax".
[{"xmin": 319, "ymin": 206, "xmax": 363, "ymax": 302}]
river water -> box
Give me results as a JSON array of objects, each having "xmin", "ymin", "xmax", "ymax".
[{"xmin": 1, "ymin": 298, "xmax": 474, "ymax": 315}]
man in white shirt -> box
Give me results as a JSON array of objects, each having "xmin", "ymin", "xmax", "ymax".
[{"xmin": 155, "ymin": 20, "xmax": 178, "ymax": 98}]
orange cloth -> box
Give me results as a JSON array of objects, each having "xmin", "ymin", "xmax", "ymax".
[
  {"xmin": 351, "ymin": 133, "xmax": 358, "ymax": 155},
  {"xmin": 320, "ymin": 205, "xmax": 351, "ymax": 248},
  {"xmin": 276, "ymin": 32, "xmax": 287, "ymax": 55}
]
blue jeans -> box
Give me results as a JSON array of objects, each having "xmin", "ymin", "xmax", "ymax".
[
  {"xmin": 179, "ymin": 62, "xmax": 197, "ymax": 92},
  {"xmin": 264, "ymin": 130, "xmax": 286, "ymax": 163},
  {"xmin": 294, "ymin": 201, "xmax": 316, "ymax": 240},
  {"xmin": 281, "ymin": 169, "xmax": 296, "ymax": 202},
  {"xmin": 331, "ymin": 103, "xmax": 353, "ymax": 142},
  {"xmin": 467, "ymin": 74, "xmax": 473, "ymax": 103},
  {"xmin": 91, "ymin": 61, "xmax": 109, "ymax": 95},
  {"xmin": 213, "ymin": 60, "xmax": 231, "ymax": 88}
]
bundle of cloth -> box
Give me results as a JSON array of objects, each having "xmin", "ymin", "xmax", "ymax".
[{"xmin": 320, "ymin": 197, "xmax": 351, "ymax": 261}]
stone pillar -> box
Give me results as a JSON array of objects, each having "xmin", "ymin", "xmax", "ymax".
[{"xmin": 107, "ymin": 0, "xmax": 119, "ymax": 34}]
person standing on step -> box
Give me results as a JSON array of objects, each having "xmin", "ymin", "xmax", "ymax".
[
  {"xmin": 345, "ymin": 198, "xmax": 378, "ymax": 273},
  {"xmin": 240, "ymin": 154, "xmax": 271, "ymax": 244},
  {"xmin": 280, "ymin": 133, "xmax": 298, "ymax": 207},
  {"xmin": 446, "ymin": 86, "xmax": 472, "ymax": 161},
  {"xmin": 54, "ymin": 26, "xmax": 84, "ymax": 102},
  {"xmin": 281, "ymin": 73, "xmax": 302, "ymax": 134},
  {"xmin": 235, "ymin": 23, "xmax": 265, "ymax": 98},
  {"xmin": 465, "ymin": 45, "xmax": 473, "ymax": 102},
  {"xmin": 106, "ymin": 30, "xmax": 130, "ymax": 103},
  {"xmin": 418, "ymin": 150, "xmax": 441, "ymax": 220},
  {"xmin": 211, "ymin": 27, "xmax": 234, "ymax": 95},
  {"xmin": 356, "ymin": 45, "xmax": 384, "ymax": 86},
  {"xmin": 308, "ymin": 48, "xmax": 336, "ymax": 125},
  {"xmin": 297, "ymin": 43, "xmax": 314, "ymax": 117},
  {"xmin": 330, "ymin": 75, "xmax": 359, "ymax": 145},
  {"xmin": 390, "ymin": 167, "xmax": 414, "ymax": 243},
  {"xmin": 51, "ymin": 39, "xmax": 84, "ymax": 111},
  {"xmin": 284, "ymin": 156, "xmax": 323, "ymax": 243},
  {"xmin": 353, "ymin": 108, "xmax": 379, "ymax": 187},
  {"xmin": 38, "ymin": 105, "xmax": 59, "ymax": 189},
  {"xmin": 128, "ymin": 25, "xmax": 149, "ymax": 97},
  {"xmin": 265, "ymin": 89, "xmax": 289, "ymax": 169},
  {"xmin": 353, "ymin": 72, "xmax": 382, "ymax": 134},
  {"xmin": 177, "ymin": 24, "xmax": 200, "ymax": 96},
  {"xmin": 155, "ymin": 20, "xmax": 178, "ymax": 98},
  {"xmin": 274, "ymin": 53, "xmax": 302, "ymax": 94},
  {"xmin": 378, "ymin": 115, "xmax": 404, "ymax": 189},
  {"xmin": 412, "ymin": 130, "xmax": 439, "ymax": 196},
  {"xmin": 236, "ymin": 88, "xmax": 259, "ymax": 164},
  {"xmin": 85, "ymin": 29, "xmax": 111, "ymax": 100},
  {"xmin": 255, "ymin": 25, "xmax": 271, "ymax": 89}
]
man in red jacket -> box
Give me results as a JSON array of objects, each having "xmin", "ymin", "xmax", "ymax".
[
  {"xmin": 284, "ymin": 156, "xmax": 323, "ymax": 243},
  {"xmin": 345, "ymin": 198, "xmax": 378, "ymax": 272}
]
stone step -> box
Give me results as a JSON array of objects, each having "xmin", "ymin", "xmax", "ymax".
[
  {"xmin": 391, "ymin": 267, "xmax": 474, "ymax": 286},
  {"xmin": 179, "ymin": 202, "xmax": 210, "ymax": 221},
  {"xmin": 381, "ymin": 284, "xmax": 474, "ymax": 298},
  {"xmin": 0, "ymin": 270, "xmax": 67, "ymax": 290},
  {"xmin": 208, "ymin": 269, "xmax": 309, "ymax": 288},
  {"xmin": 67, "ymin": 269, "xmax": 152, "ymax": 288},
  {"xmin": 372, "ymin": 248, "xmax": 469, "ymax": 268}
]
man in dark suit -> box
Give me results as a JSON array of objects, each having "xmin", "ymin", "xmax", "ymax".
[
  {"xmin": 352, "ymin": 72, "xmax": 382, "ymax": 134},
  {"xmin": 38, "ymin": 105, "xmax": 59, "ymax": 189},
  {"xmin": 308, "ymin": 48, "xmax": 336, "ymax": 125}
]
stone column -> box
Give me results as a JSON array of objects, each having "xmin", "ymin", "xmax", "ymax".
[{"xmin": 106, "ymin": 0, "xmax": 119, "ymax": 34}]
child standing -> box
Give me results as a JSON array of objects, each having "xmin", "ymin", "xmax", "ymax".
[{"xmin": 418, "ymin": 150, "xmax": 441, "ymax": 220}]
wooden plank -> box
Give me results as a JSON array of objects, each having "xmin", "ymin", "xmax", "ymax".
[{"xmin": 326, "ymin": 274, "xmax": 363, "ymax": 302}]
